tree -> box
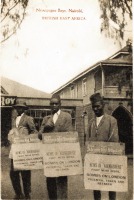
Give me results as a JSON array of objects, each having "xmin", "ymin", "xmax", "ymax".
[
  {"xmin": 1, "ymin": 0, "xmax": 132, "ymax": 44},
  {"xmin": 98, "ymin": 0, "xmax": 132, "ymax": 40},
  {"xmin": 1, "ymin": 0, "xmax": 29, "ymax": 43}
]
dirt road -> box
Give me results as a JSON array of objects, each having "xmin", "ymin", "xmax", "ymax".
[{"xmin": 1, "ymin": 146, "xmax": 133, "ymax": 200}]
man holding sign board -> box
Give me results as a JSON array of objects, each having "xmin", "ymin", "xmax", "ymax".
[
  {"xmin": 8, "ymin": 101, "xmax": 38, "ymax": 200},
  {"xmin": 86, "ymin": 93, "xmax": 119, "ymax": 200},
  {"xmin": 39, "ymin": 94, "xmax": 73, "ymax": 200}
]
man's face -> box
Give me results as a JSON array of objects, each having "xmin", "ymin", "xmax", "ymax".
[
  {"xmin": 50, "ymin": 98, "xmax": 61, "ymax": 114},
  {"xmin": 92, "ymin": 101, "xmax": 104, "ymax": 117},
  {"xmin": 16, "ymin": 107, "xmax": 25, "ymax": 116}
]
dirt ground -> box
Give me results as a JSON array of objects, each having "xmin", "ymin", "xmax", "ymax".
[{"xmin": 1, "ymin": 146, "xmax": 133, "ymax": 200}]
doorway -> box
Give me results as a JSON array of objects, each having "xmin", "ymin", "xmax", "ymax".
[
  {"xmin": 1, "ymin": 107, "xmax": 12, "ymax": 146},
  {"xmin": 112, "ymin": 106, "xmax": 133, "ymax": 154}
]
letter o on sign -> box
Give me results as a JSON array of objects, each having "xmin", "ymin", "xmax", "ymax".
[{"xmin": 5, "ymin": 98, "xmax": 10, "ymax": 105}]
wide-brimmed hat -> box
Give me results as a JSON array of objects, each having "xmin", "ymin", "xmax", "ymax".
[{"xmin": 13, "ymin": 101, "xmax": 28, "ymax": 109}]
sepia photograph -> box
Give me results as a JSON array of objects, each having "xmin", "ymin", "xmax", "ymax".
[{"xmin": 1, "ymin": 0, "xmax": 133, "ymax": 199}]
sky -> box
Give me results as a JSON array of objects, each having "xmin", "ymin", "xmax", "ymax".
[{"xmin": 1, "ymin": 0, "xmax": 132, "ymax": 93}]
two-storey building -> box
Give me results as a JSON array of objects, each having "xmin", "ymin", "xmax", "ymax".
[{"xmin": 53, "ymin": 45, "xmax": 133, "ymax": 155}]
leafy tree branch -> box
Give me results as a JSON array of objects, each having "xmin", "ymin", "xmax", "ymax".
[
  {"xmin": 1, "ymin": 0, "xmax": 132, "ymax": 43},
  {"xmin": 98, "ymin": 0, "xmax": 132, "ymax": 40},
  {"xmin": 1, "ymin": 0, "xmax": 28, "ymax": 43}
]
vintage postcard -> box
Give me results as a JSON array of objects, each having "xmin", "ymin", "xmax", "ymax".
[{"xmin": 1, "ymin": 0, "xmax": 133, "ymax": 199}]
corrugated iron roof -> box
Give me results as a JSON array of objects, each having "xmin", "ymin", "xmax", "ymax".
[
  {"xmin": 52, "ymin": 47, "xmax": 132, "ymax": 94},
  {"xmin": 102, "ymin": 58, "xmax": 132, "ymax": 65},
  {"xmin": 1, "ymin": 76, "xmax": 51, "ymax": 98}
]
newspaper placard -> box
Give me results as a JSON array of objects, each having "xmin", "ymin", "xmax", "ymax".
[
  {"xmin": 42, "ymin": 132, "xmax": 83, "ymax": 177},
  {"xmin": 12, "ymin": 137, "xmax": 43, "ymax": 170},
  {"xmin": 86, "ymin": 141, "xmax": 125, "ymax": 155},
  {"xmin": 84, "ymin": 154, "xmax": 128, "ymax": 192}
]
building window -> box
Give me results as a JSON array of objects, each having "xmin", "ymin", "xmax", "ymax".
[
  {"xmin": 60, "ymin": 92, "xmax": 64, "ymax": 98},
  {"xmin": 27, "ymin": 109, "xmax": 51, "ymax": 130},
  {"xmin": 94, "ymin": 69, "xmax": 102, "ymax": 91},
  {"xmin": 76, "ymin": 84, "xmax": 78, "ymax": 98},
  {"xmin": 28, "ymin": 109, "xmax": 51, "ymax": 118},
  {"xmin": 82, "ymin": 78, "xmax": 87, "ymax": 96},
  {"xmin": 70, "ymin": 85, "xmax": 75, "ymax": 98}
]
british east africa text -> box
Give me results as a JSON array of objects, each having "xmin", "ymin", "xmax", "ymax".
[{"xmin": 42, "ymin": 16, "xmax": 86, "ymax": 20}]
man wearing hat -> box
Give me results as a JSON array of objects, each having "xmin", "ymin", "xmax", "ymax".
[
  {"xmin": 8, "ymin": 101, "xmax": 37, "ymax": 199},
  {"xmin": 86, "ymin": 93, "xmax": 119, "ymax": 200},
  {"xmin": 39, "ymin": 94, "xmax": 73, "ymax": 200}
]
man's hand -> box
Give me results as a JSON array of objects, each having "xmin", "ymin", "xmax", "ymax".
[
  {"xmin": 38, "ymin": 132, "xmax": 42, "ymax": 140},
  {"xmin": 45, "ymin": 118, "xmax": 54, "ymax": 128},
  {"xmin": 43, "ymin": 117, "xmax": 54, "ymax": 132},
  {"xmin": 8, "ymin": 128, "xmax": 19, "ymax": 144}
]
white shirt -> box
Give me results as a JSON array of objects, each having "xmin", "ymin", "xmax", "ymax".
[
  {"xmin": 96, "ymin": 115, "xmax": 104, "ymax": 127},
  {"xmin": 53, "ymin": 110, "xmax": 61, "ymax": 124},
  {"xmin": 16, "ymin": 113, "xmax": 24, "ymax": 127}
]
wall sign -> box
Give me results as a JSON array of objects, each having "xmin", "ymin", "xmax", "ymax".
[{"xmin": 1, "ymin": 96, "xmax": 16, "ymax": 106}]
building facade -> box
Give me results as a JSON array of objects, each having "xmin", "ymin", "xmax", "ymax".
[
  {"xmin": 1, "ymin": 77, "xmax": 83, "ymax": 146},
  {"xmin": 53, "ymin": 45, "xmax": 133, "ymax": 155},
  {"xmin": 1, "ymin": 45, "xmax": 133, "ymax": 155}
]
